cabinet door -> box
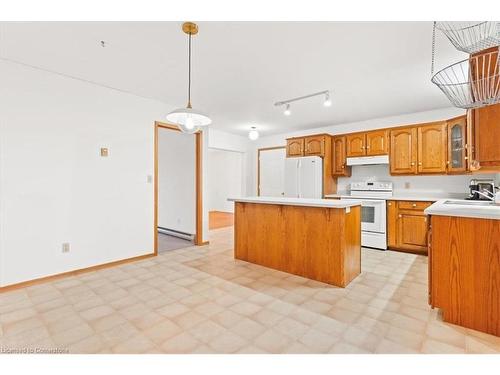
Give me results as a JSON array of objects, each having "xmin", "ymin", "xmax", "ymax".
[
  {"xmin": 331, "ymin": 136, "xmax": 351, "ymax": 176},
  {"xmin": 473, "ymin": 103, "xmax": 500, "ymax": 167},
  {"xmin": 447, "ymin": 116, "xmax": 467, "ymax": 173},
  {"xmin": 390, "ymin": 128, "xmax": 417, "ymax": 174},
  {"xmin": 397, "ymin": 212, "xmax": 428, "ymax": 253},
  {"xmin": 346, "ymin": 134, "xmax": 366, "ymax": 157},
  {"xmin": 417, "ymin": 123, "xmax": 447, "ymax": 174},
  {"xmin": 386, "ymin": 201, "xmax": 398, "ymax": 248},
  {"xmin": 286, "ymin": 138, "xmax": 304, "ymax": 157},
  {"xmin": 366, "ymin": 130, "xmax": 389, "ymax": 156},
  {"xmin": 304, "ymin": 135, "xmax": 325, "ymax": 156}
]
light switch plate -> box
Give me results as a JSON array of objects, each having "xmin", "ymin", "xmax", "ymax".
[{"xmin": 100, "ymin": 148, "xmax": 109, "ymax": 157}]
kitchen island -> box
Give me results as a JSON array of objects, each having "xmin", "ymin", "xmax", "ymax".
[
  {"xmin": 228, "ymin": 197, "xmax": 361, "ymax": 287},
  {"xmin": 425, "ymin": 200, "xmax": 500, "ymax": 336}
]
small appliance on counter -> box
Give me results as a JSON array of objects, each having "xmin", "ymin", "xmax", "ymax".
[{"xmin": 466, "ymin": 179, "xmax": 497, "ymax": 201}]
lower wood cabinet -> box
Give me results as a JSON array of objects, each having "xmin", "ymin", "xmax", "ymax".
[
  {"xmin": 387, "ymin": 200, "xmax": 432, "ymax": 254},
  {"xmin": 429, "ymin": 214, "xmax": 500, "ymax": 336}
]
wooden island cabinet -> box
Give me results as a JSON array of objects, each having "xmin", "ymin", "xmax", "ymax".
[
  {"xmin": 231, "ymin": 197, "xmax": 361, "ymax": 287},
  {"xmin": 428, "ymin": 213, "xmax": 500, "ymax": 336}
]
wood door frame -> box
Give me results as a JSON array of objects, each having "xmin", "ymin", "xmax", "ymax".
[
  {"xmin": 154, "ymin": 121, "xmax": 206, "ymax": 255},
  {"xmin": 257, "ymin": 146, "xmax": 286, "ymax": 196}
]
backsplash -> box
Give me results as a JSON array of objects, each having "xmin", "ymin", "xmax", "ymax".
[{"xmin": 337, "ymin": 165, "xmax": 499, "ymax": 195}]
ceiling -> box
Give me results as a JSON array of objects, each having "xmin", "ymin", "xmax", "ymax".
[{"xmin": 0, "ymin": 22, "xmax": 466, "ymax": 136}]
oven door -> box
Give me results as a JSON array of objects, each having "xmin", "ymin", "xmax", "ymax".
[{"xmin": 358, "ymin": 199, "xmax": 386, "ymax": 233}]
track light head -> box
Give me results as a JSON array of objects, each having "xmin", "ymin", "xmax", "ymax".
[
  {"xmin": 324, "ymin": 92, "xmax": 332, "ymax": 107},
  {"xmin": 283, "ymin": 103, "xmax": 291, "ymax": 116}
]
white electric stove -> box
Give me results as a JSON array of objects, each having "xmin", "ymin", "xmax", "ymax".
[{"xmin": 341, "ymin": 181, "xmax": 393, "ymax": 250}]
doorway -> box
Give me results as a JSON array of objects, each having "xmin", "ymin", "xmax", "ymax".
[
  {"xmin": 207, "ymin": 148, "xmax": 244, "ymax": 230},
  {"xmin": 154, "ymin": 122, "xmax": 204, "ymax": 255}
]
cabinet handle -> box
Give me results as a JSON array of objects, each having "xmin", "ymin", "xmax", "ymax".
[
  {"xmin": 418, "ymin": 162, "xmax": 422, "ymax": 166},
  {"xmin": 411, "ymin": 162, "xmax": 415, "ymax": 166},
  {"xmin": 398, "ymin": 214, "xmax": 402, "ymax": 218},
  {"xmin": 446, "ymin": 161, "xmax": 450, "ymax": 165},
  {"xmin": 412, "ymin": 203, "xmax": 417, "ymax": 207},
  {"xmin": 341, "ymin": 165, "xmax": 345, "ymax": 169},
  {"xmin": 388, "ymin": 202, "xmax": 392, "ymax": 206}
]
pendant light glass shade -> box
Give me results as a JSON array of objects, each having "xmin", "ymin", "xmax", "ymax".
[
  {"xmin": 167, "ymin": 22, "xmax": 211, "ymax": 133},
  {"xmin": 166, "ymin": 107, "xmax": 211, "ymax": 134}
]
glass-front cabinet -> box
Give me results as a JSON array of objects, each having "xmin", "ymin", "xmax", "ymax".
[{"xmin": 446, "ymin": 115, "xmax": 467, "ymax": 173}]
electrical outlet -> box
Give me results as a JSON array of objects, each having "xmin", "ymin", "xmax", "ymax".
[
  {"xmin": 404, "ymin": 182, "xmax": 411, "ymax": 189},
  {"xmin": 62, "ymin": 243, "xmax": 70, "ymax": 253}
]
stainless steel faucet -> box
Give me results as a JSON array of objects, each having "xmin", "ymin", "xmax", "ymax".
[{"xmin": 471, "ymin": 189, "xmax": 495, "ymax": 201}]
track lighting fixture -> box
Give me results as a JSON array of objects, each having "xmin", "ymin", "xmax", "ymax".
[{"xmin": 275, "ymin": 90, "xmax": 332, "ymax": 116}]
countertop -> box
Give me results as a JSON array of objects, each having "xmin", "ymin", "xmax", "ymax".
[
  {"xmin": 228, "ymin": 196, "xmax": 361, "ymax": 209},
  {"xmin": 424, "ymin": 199, "xmax": 500, "ymax": 220},
  {"xmin": 324, "ymin": 191, "xmax": 467, "ymax": 202}
]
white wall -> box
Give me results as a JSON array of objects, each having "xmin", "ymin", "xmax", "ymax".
[
  {"xmin": 207, "ymin": 149, "xmax": 244, "ymax": 213},
  {"xmin": 0, "ymin": 60, "xmax": 214, "ymax": 287},
  {"xmin": 246, "ymin": 107, "xmax": 482, "ymax": 196},
  {"xmin": 157, "ymin": 129, "xmax": 196, "ymax": 234}
]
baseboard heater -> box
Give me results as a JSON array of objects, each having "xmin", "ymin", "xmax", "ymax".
[{"xmin": 157, "ymin": 227, "xmax": 195, "ymax": 241}]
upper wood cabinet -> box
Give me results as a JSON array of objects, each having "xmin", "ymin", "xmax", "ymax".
[
  {"xmin": 365, "ymin": 130, "xmax": 389, "ymax": 156},
  {"xmin": 286, "ymin": 138, "xmax": 304, "ymax": 157},
  {"xmin": 390, "ymin": 128, "xmax": 417, "ymax": 174},
  {"xmin": 331, "ymin": 136, "xmax": 351, "ymax": 176},
  {"xmin": 472, "ymin": 103, "xmax": 500, "ymax": 168},
  {"xmin": 346, "ymin": 134, "xmax": 365, "ymax": 157},
  {"xmin": 304, "ymin": 135, "xmax": 325, "ymax": 156},
  {"xmin": 417, "ymin": 123, "xmax": 447, "ymax": 174},
  {"xmin": 447, "ymin": 115, "xmax": 467, "ymax": 173},
  {"xmin": 346, "ymin": 130, "xmax": 389, "ymax": 157},
  {"xmin": 390, "ymin": 123, "xmax": 447, "ymax": 175}
]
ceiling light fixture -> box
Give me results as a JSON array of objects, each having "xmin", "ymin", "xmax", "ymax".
[
  {"xmin": 166, "ymin": 22, "xmax": 211, "ymax": 134},
  {"xmin": 248, "ymin": 126, "xmax": 259, "ymax": 141},
  {"xmin": 283, "ymin": 103, "xmax": 291, "ymax": 116},
  {"xmin": 275, "ymin": 90, "xmax": 332, "ymax": 116}
]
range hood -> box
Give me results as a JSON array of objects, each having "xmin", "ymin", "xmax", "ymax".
[{"xmin": 346, "ymin": 155, "xmax": 389, "ymax": 166}]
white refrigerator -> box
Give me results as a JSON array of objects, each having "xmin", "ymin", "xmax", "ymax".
[{"xmin": 284, "ymin": 156, "xmax": 323, "ymax": 198}]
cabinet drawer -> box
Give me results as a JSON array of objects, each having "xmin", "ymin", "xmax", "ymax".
[{"xmin": 398, "ymin": 201, "xmax": 432, "ymax": 211}]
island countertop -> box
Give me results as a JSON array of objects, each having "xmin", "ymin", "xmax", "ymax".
[
  {"xmin": 227, "ymin": 196, "xmax": 361, "ymax": 209},
  {"xmin": 424, "ymin": 199, "xmax": 500, "ymax": 220}
]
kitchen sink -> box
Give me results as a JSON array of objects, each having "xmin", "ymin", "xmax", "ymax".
[{"xmin": 443, "ymin": 200, "xmax": 495, "ymax": 206}]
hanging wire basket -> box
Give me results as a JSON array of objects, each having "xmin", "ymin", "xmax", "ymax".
[
  {"xmin": 431, "ymin": 47, "xmax": 500, "ymax": 109},
  {"xmin": 435, "ymin": 21, "xmax": 500, "ymax": 54}
]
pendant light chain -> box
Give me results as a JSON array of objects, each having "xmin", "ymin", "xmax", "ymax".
[
  {"xmin": 431, "ymin": 21, "xmax": 437, "ymax": 77},
  {"xmin": 187, "ymin": 32, "xmax": 192, "ymax": 108}
]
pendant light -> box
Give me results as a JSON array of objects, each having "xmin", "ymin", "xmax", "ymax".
[{"xmin": 166, "ymin": 22, "xmax": 211, "ymax": 133}]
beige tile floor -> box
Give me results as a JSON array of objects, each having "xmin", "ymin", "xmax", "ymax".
[{"xmin": 1, "ymin": 226, "xmax": 500, "ymax": 354}]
